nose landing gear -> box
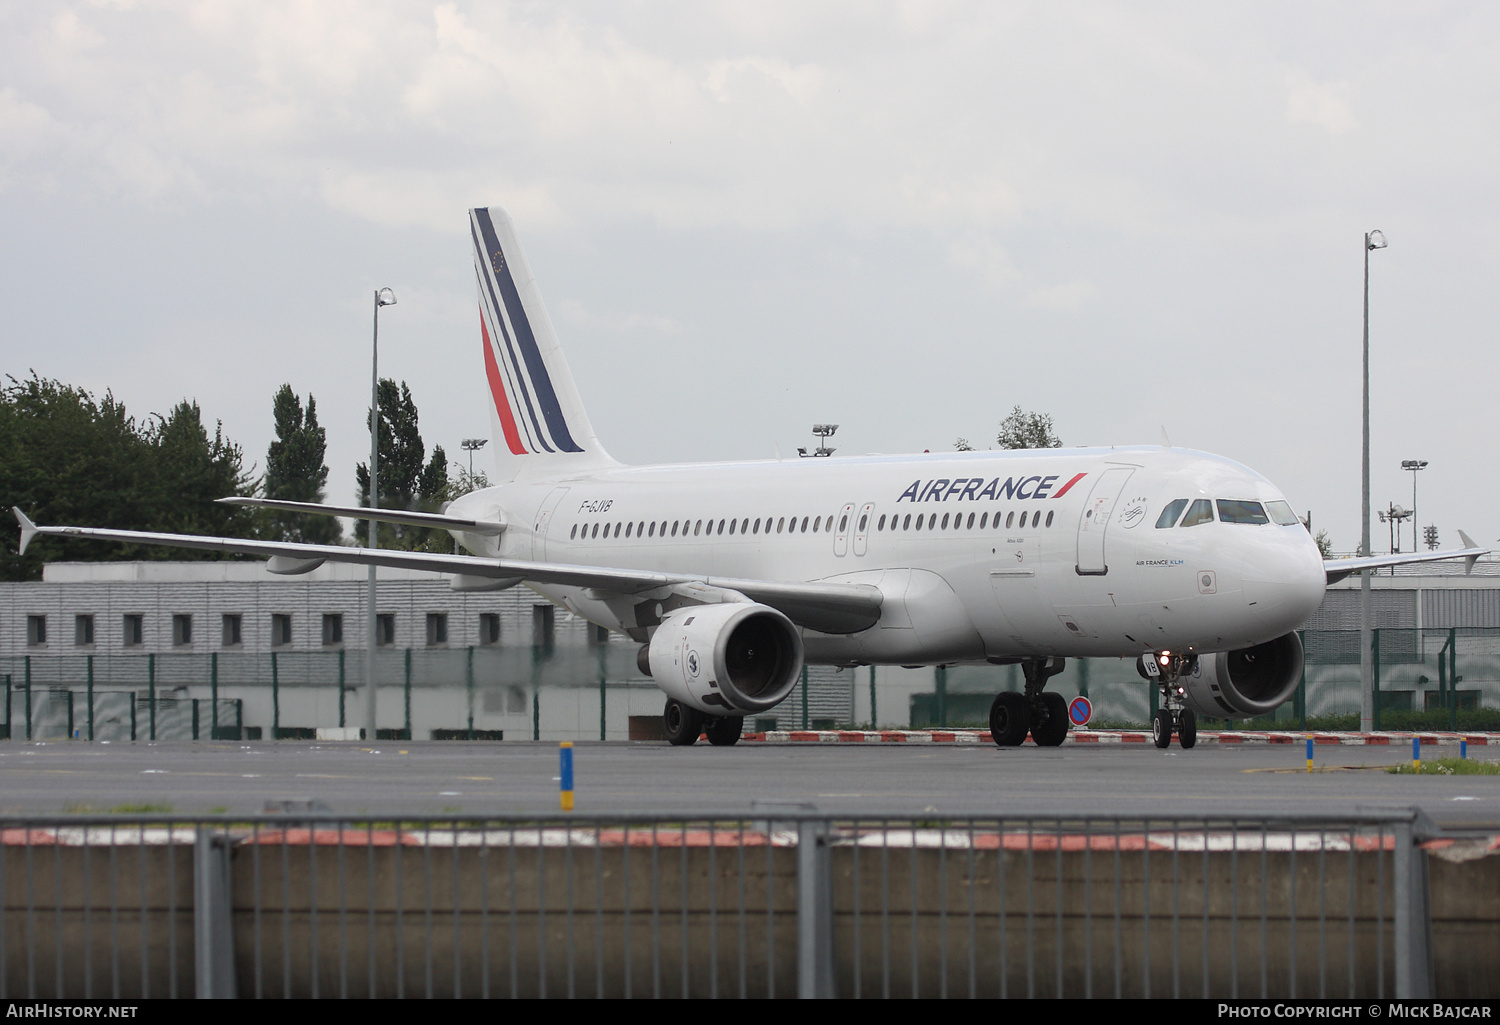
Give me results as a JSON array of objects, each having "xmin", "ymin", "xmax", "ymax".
[
  {"xmin": 1140, "ymin": 650, "xmax": 1199, "ymax": 750},
  {"xmin": 988, "ymin": 657, "xmax": 1069, "ymax": 748}
]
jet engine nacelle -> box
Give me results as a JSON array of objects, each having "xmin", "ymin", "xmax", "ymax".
[
  {"xmin": 646, "ymin": 603, "xmax": 804, "ymax": 717},
  {"xmin": 1176, "ymin": 632, "xmax": 1304, "ymax": 719}
]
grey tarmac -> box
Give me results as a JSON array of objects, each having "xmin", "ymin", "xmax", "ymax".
[{"xmin": 0, "ymin": 738, "xmax": 1495, "ymax": 827}]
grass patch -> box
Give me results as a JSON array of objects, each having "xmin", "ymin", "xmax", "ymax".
[
  {"xmin": 108, "ymin": 803, "xmax": 174, "ymax": 813},
  {"xmin": 1386, "ymin": 758, "xmax": 1500, "ymax": 775}
]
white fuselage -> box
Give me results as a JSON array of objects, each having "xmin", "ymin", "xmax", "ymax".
[{"xmin": 446, "ymin": 446, "xmax": 1327, "ymax": 666}]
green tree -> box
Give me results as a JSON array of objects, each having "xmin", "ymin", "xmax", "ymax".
[
  {"xmin": 263, "ymin": 385, "xmax": 340, "ymax": 544},
  {"xmin": 996, "ymin": 406, "xmax": 1062, "ymax": 450},
  {"xmin": 0, "ymin": 375, "xmax": 254, "ymax": 580},
  {"xmin": 1314, "ymin": 529, "xmax": 1333, "ymax": 559},
  {"xmin": 354, "ymin": 378, "xmax": 448, "ymax": 550},
  {"xmin": 955, "ymin": 407, "xmax": 1063, "ymax": 452},
  {"xmin": 142, "ymin": 400, "xmax": 258, "ymax": 542}
]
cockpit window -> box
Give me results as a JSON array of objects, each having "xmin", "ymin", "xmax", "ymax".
[
  {"xmin": 1179, "ymin": 499, "xmax": 1215, "ymax": 527},
  {"xmin": 1155, "ymin": 498, "xmax": 1189, "ymax": 529},
  {"xmin": 1264, "ymin": 500, "xmax": 1302, "ymax": 526},
  {"xmin": 1217, "ymin": 500, "xmax": 1269, "ymax": 525}
]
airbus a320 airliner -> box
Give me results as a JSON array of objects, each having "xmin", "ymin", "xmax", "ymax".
[{"xmin": 14, "ymin": 208, "xmax": 1488, "ymax": 749}]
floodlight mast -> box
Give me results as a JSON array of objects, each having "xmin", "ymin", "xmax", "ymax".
[
  {"xmin": 1402, "ymin": 459, "xmax": 1427, "ymax": 555},
  {"xmin": 367, "ymin": 287, "xmax": 397, "ymax": 741},
  {"xmin": 1359, "ymin": 230, "xmax": 1386, "ymax": 733}
]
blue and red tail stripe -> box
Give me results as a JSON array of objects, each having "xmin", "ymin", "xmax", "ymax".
[{"xmin": 472, "ymin": 208, "xmax": 583, "ymax": 455}]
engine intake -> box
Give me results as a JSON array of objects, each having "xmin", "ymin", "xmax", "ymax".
[
  {"xmin": 1177, "ymin": 632, "xmax": 1304, "ymax": 719},
  {"xmin": 646, "ymin": 604, "xmax": 804, "ymax": 716}
]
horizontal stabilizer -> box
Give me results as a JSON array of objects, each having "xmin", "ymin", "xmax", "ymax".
[{"xmin": 218, "ymin": 497, "xmax": 504, "ymax": 536}]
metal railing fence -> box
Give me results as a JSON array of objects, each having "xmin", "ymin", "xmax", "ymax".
[{"xmin": 0, "ymin": 809, "xmax": 1483, "ymax": 999}]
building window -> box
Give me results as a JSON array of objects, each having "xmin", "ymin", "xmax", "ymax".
[
  {"xmin": 426, "ymin": 613, "xmax": 448, "ymax": 646},
  {"xmin": 123, "ymin": 615, "xmax": 143, "ymax": 648},
  {"xmin": 322, "ymin": 614, "xmax": 343, "ymax": 646},
  {"xmin": 479, "ymin": 613, "xmax": 500, "ymax": 646},
  {"xmin": 376, "ymin": 614, "xmax": 395, "ymax": 646},
  {"xmin": 589, "ymin": 623, "xmax": 610, "ymax": 645},
  {"xmin": 271, "ymin": 614, "xmax": 292, "ymax": 648},
  {"xmin": 222, "ymin": 614, "xmax": 242, "ymax": 647},
  {"xmin": 532, "ymin": 604, "xmax": 554, "ymax": 650},
  {"xmin": 172, "ymin": 614, "xmax": 193, "ymax": 646},
  {"xmin": 75, "ymin": 615, "xmax": 94, "ymax": 647},
  {"xmin": 26, "ymin": 615, "xmax": 46, "ymax": 647}
]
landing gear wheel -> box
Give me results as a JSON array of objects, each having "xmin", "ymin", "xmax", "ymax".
[
  {"xmin": 988, "ymin": 692, "xmax": 1030, "ymax": 747},
  {"xmin": 1151, "ymin": 708, "xmax": 1173, "ymax": 749},
  {"xmin": 1178, "ymin": 708, "xmax": 1197, "ymax": 750},
  {"xmin": 704, "ymin": 715, "xmax": 744, "ymax": 747},
  {"xmin": 1031, "ymin": 691, "xmax": 1069, "ymax": 747},
  {"xmin": 663, "ymin": 699, "xmax": 705, "ymax": 747}
]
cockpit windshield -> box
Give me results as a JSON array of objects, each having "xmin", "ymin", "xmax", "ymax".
[
  {"xmin": 1217, "ymin": 500, "xmax": 1269, "ymax": 525},
  {"xmin": 1155, "ymin": 498, "xmax": 1189, "ymax": 528},
  {"xmin": 1179, "ymin": 499, "xmax": 1214, "ymax": 527},
  {"xmin": 1264, "ymin": 500, "xmax": 1302, "ymax": 526}
]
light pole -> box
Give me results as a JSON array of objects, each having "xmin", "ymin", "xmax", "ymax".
[
  {"xmin": 1402, "ymin": 459, "xmax": 1427, "ymax": 555},
  {"xmin": 367, "ymin": 287, "xmax": 397, "ymax": 741},
  {"xmin": 461, "ymin": 437, "xmax": 488, "ymax": 481},
  {"xmin": 1360, "ymin": 230, "xmax": 1386, "ymax": 733}
]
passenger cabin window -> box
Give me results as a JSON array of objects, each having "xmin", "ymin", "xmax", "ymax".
[
  {"xmin": 1156, "ymin": 498, "xmax": 1189, "ymax": 528},
  {"xmin": 1265, "ymin": 500, "xmax": 1302, "ymax": 526},
  {"xmin": 1217, "ymin": 500, "xmax": 1269, "ymax": 525},
  {"xmin": 1179, "ymin": 499, "xmax": 1215, "ymax": 527}
]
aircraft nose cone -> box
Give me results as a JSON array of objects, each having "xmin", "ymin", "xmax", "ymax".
[{"xmin": 1242, "ymin": 538, "xmax": 1325, "ymax": 633}]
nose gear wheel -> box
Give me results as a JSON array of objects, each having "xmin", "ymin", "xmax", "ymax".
[
  {"xmin": 663, "ymin": 699, "xmax": 704, "ymax": 746},
  {"xmin": 704, "ymin": 715, "xmax": 744, "ymax": 747}
]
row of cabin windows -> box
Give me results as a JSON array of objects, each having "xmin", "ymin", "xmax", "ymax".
[
  {"xmin": 21, "ymin": 612, "xmax": 508, "ymax": 649},
  {"xmin": 570, "ymin": 507, "xmax": 1057, "ymax": 541}
]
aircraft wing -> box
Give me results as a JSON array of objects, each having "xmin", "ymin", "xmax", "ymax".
[
  {"xmin": 13, "ymin": 509, "xmax": 881, "ymax": 634},
  {"xmin": 1323, "ymin": 530, "xmax": 1489, "ymax": 584},
  {"xmin": 217, "ymin": 497, "xmax": 504, "ymax": 536}
]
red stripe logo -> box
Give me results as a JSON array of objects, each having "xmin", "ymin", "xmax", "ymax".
[
  {"xmin": 1052, "ymin": 472, "xmax": 1088, "ymax": 498},
  {"xmin": 481, "ymin": 316, "xmax": 527, "ymax": 455}
]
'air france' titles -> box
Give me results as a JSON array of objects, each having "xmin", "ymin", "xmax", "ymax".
[{"xmin": 897, "ymin": 472, "xmax": 1087, "ymax": 504}]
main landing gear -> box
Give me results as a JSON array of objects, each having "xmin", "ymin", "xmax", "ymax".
[
  {"xmin": 1140, "ymin": 650, "xmax": 1199, "ymax": 750},
  {"xmin": 662, "ymin": 699, "xmax": 744, "ymax": 747},
  {"xmin": 988, "ymin": 657, "xmax": 1069, "ymax": 748}
]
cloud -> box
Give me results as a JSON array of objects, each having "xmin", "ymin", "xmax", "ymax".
[
  {"xmin": 1285, "ymin": 72, "xmax": 1356, "ymax": 134},
  {"xmin": 557, "ymin": 298, "xmax": 686, "ymax": 336}
]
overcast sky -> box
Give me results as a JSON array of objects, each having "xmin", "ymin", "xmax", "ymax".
[{"xmin": 3, "ymin": 2, "xmax": 1496, "ymax": 554}]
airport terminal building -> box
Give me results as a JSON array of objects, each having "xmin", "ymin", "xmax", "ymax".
[{"xmin": 2, "ymin": 558, "xmax": 1498, "ymax": 740}]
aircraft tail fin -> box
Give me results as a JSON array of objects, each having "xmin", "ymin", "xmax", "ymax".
[{"xmin": 471, "ymin": 207, "xmax": 617, "ymax": 481}]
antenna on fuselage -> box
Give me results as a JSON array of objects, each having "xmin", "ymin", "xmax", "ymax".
[{"xmin": 1160, "ymin": 426, "xmax": 1171, "ymax": 450}]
